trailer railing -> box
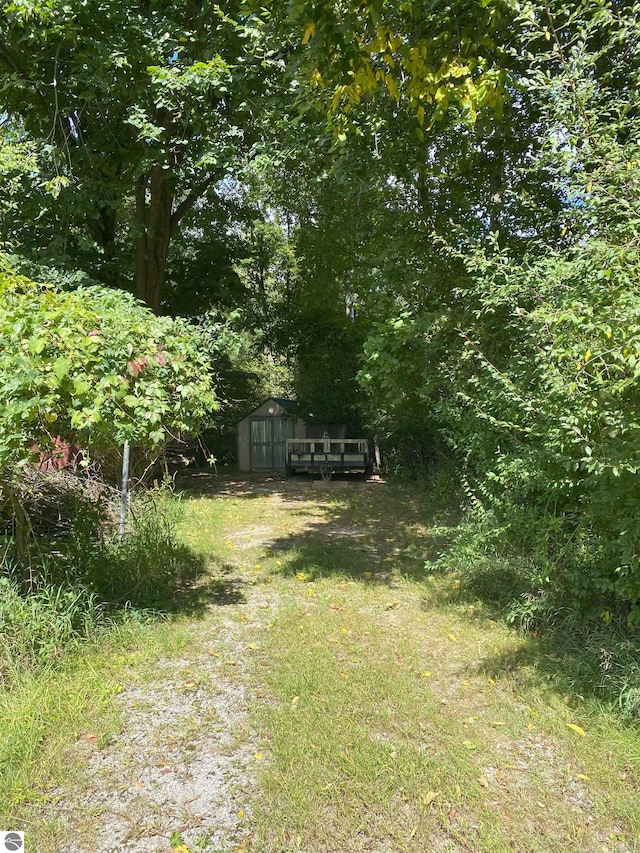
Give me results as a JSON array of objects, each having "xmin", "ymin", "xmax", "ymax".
[{"xmin": 286, "ymin": 438, "xmax": 371, "ymax": 479}]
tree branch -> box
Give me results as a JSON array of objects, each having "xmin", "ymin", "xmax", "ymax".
[{"xmin": 170, "ymin": 172, "xmax": 218, "ymax": 234}]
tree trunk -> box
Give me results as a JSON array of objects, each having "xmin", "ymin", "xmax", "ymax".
[{"xmin": 135, "ymin": 167, "xmax": 174, "ymax": 314}]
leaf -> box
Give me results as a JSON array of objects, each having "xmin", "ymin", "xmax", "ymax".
[
  {"xmin": 566, "ymin": 722, "xmax": 586, "ymax": 737},
  {"xmin": 301, "ymin": 21, "xmax": 315, "ymax": 45},
  {"xmin": 254, "ymin": 752, "xmax": 265, "ymax": 760},
  {"xmin": 52, "ymin": 356, "xmax": 70, "ymax": 382},
  {"xmin": 421, "ymin": 789, "xmax": 440, "ymax": 805}
]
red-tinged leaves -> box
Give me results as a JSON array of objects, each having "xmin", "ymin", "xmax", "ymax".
[{"xmin": 127, "ymin": 357, "xmax": 146, "ymax": 377}]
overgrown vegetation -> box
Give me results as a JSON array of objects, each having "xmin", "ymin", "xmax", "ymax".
[
  {"xmin": 1, "ymin": 4, "xmax": 640, "ymax": 830},
  {"xmin": 0, "ymin": 485, "xmax": 204, "ymax": 685}
]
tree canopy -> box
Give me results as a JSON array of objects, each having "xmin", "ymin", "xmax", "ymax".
[{"xmin": 2, "ymin": 0, "xmax": 640, "ymax": 619}]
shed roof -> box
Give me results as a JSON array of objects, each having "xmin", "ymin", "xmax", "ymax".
[{"xmin": 238, "ymin": 397, "xmax": 302, "ymax": 421}]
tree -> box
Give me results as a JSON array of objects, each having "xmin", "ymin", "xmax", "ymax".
[
  {"xmin": 359, "ymin": 0, "xmax": 640, "ymax": 618},
  {"xmin": 0, "ymin": 0, "xmax": 277, "ymax": 311}
]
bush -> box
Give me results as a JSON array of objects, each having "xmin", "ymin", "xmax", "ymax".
[{"xmin": 0, "ymin": 256, "xmax": 217, "ymax": 559}]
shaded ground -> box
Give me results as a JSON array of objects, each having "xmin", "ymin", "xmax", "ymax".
[{"xmin": 29, "ymin": 473, "xmax": 640, "ymax": 853}]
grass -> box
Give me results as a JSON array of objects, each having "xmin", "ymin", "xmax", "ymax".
[
  {"xmin": 254, "ymin": 583, "xmax": 640, "ymax": 851},
  {"xmin": 2, "ymin": 472, "xmax": 640, "ymax": 852},
  {"xmin": 175, "ymin": 473, "xmax": 640, "ymax": 853}
]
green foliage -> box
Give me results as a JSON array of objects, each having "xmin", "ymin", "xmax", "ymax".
[
  {"xmin": 0, "ymin": 486, "xmax": 203, "ymax": 682},
  {"xmin": 283, "ymin": 0, "xmax": 508, "ymax": 133},
  {"xmin": 57, "ymin": 486, "xmax": 207, "ymax": 608},
  {"xmin": 360, "ymin": 1, "xmax": 640, "ymax": 619},
  {"xmin": 0, "ymin": 0, "xmax": 279, "ymax": 308},
  {"xmin": 0, "ymin": 257, "xmax": 217, "ymax": 474},
  {"xmin": 0, "ymin": 574, "xmax": 108, "ymax": 681}
]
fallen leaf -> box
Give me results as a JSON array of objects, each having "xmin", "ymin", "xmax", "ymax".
[
  {"xmin": 566, "ymin": 723, "xmax": 586, "ymax": 737},
  {"xmin": 575, "ymin": 773, "xmax": 589, "ymax": 781},
  {"xmin": 253, "ymin": 752, "xmax": 265, "ymax": 760},
  {"xmin": 421, "ymin": 790, "xmax": 440, "ymax": 806},
  {"xmin": 183, "ymin": 681, "xmax": 196, "ymax": 689},
  {"xmin": 447, "ymin": 633, "xmax": 458, "ymax": 643},
  {"xmin": 291, "ymin": 696, "xmax": 300, "ymax": 707},
  {"xmin": 477, "ymin": 775, "xmax": 489, "ymax": 788},
  {"xmin": 447, "ymin": 807, "xmax": 458, "ymax": 823}
]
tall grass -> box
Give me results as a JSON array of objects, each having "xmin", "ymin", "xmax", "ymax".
[
  {"xmin": 0, "ymin": 486, "xmax": 203, "ymax": 684},
  {"xmin": 434, "ymin": 503, "xmax": 640, "ymax": 719}
]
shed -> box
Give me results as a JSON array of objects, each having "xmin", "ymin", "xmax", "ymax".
[
  {"xmin": 237, "ymin": 398, "xmax": 304, "ymax": 472},
  {"xmin": 236, "ymin": 398, "xmax": 346, "ymax": 472}
]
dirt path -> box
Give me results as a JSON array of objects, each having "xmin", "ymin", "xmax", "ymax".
[{"xmin": 44, "ymin": 476, "xmax": 325, "ymax": 852}]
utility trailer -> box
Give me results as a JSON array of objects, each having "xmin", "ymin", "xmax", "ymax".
[{"xmin": 286, "ymin": 438, "xmax": 373, "ymax": 480}]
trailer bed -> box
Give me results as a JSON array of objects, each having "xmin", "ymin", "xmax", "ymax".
[{"xmin": 286, "ymin": 438, "xmax": 372, "ymax": 479}]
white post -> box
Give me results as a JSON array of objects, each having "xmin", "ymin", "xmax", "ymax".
[{"xmin": 119, "ymin": 440, "xmax": 130, "ymax": 541}]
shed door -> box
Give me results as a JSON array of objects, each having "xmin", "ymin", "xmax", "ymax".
[{"xmin": 251, "ymin": 417, "xmax": 294, "ymax": 470}]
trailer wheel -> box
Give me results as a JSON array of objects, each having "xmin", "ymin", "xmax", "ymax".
[{"xmin": 319, "ymin": 464, "xmax": 333, "ymax": 481}]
